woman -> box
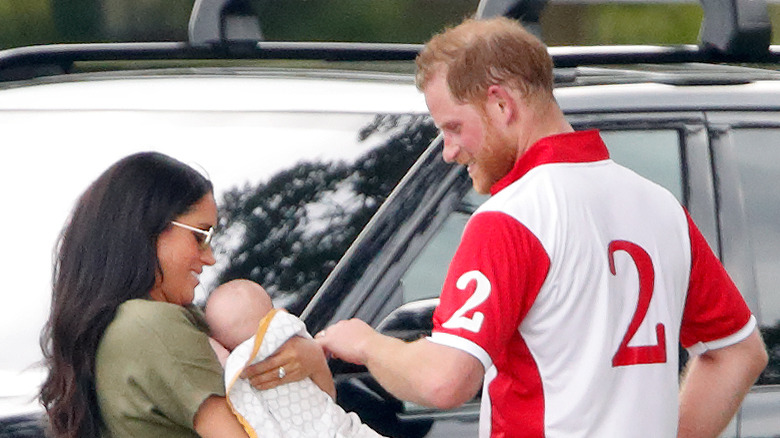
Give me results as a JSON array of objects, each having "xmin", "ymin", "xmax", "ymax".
[{"xmin": 40, "ymin": 152, "xmax": 331, "ymax": 438}]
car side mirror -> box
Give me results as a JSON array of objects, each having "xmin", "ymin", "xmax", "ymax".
[{"xmin": 376, "ymin": 299, "xmax": 438, "ymax": 341}]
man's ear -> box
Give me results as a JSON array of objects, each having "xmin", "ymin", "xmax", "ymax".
[{"xmin": 485, "ymin": 84, "xmax": 517, "ymax": 126}]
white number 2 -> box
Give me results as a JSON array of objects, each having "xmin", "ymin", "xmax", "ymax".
[{"xmin": 441, "ymin": 270, "xmax": 491, "ymax": 333}]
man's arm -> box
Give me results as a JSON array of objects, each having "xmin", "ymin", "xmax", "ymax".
[
  {"xmin": 316, "ymin": 318, "xmax": 484, "ymax": 409},
  {"xmin": 678, "ymin": 328, "xmax": 768, "ymax": 438}
]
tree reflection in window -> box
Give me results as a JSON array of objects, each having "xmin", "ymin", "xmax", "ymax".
[{"xmin": 213, "ymin": 114, "xmax": 437, "ymax": 315}]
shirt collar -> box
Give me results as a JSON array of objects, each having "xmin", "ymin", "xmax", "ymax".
[{"xmin": 490, "ymin": 129, "xmax": 610, "ymax": 195}]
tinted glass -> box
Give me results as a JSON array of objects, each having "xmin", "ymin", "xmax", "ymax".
[
  {"xmin": 0, "ymin": 109, "xmax": 434, "ymax": 414},
  {"xmin": 401, "ymin": 190, "xmax": 487, "ymax": 303},
  {"xmin": 730, "ymin": 128, "xmax": 780, "ymax": 385},
  {"xmin": 601, "ymin": 130, "xmax": 684, "ymax": 202}
]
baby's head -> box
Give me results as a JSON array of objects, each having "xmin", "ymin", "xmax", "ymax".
[{"xmin": 205, "ymin": 279, "xmax": 273, "ymax": 351}]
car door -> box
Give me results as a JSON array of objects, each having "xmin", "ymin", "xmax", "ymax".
[
  {"xmin": 305, "ymin": 111, "xmax": 724, "ymax": 437},
  {"xmin": 705, "ymin": 112, "xmax": 780, "ymax": 438}
]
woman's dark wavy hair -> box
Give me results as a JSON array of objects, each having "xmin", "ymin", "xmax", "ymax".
[{"xmin": 39, "ymin": 152, "xmax": 213, "ymax": 438}]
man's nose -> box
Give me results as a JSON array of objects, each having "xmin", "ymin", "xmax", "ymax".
[{"xmin": 441, "ymin": 137, "xmax": 459, "ymax": 163}]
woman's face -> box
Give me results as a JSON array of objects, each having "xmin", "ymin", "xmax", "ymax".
[{"xmin": 150, "ymin": 193, "xmax": 218, "ymax": 306}]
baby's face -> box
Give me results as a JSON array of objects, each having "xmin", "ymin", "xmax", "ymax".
[{"xmin": 206, "ymin": 280, "xmax": 275, "ymax": 350}]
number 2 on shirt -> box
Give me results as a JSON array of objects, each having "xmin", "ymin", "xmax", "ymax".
[
  {"xmin": 441, "ymin": 270, "xmax": 490, "ymax": 333},
  {"xmin": 609, "ymin": 240, "xmax": 667, "ymax": 367}
]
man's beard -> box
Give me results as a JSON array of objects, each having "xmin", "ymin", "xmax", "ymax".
[{"xmin": 471, "ymin": 122, "xmax": 517, "ymax": 194}]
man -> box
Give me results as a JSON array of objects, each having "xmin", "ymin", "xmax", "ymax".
[{"xmin": 315, "ymin": 17, "xmax": 768, "ymax": 438}]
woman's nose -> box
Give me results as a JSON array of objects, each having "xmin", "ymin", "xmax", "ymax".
[{"xmin": 201, "ymin": 246, "xmax": 217, "ymax": 266}]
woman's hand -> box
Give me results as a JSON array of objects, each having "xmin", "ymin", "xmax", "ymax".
[{"xmin": 241, "ymin": 336, "xmax": 336, "ymax": 399}]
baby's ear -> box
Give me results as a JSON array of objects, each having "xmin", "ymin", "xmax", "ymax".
[{"xmin": 208, "ymin": 337, "xmax": 230, "ymax": 368}]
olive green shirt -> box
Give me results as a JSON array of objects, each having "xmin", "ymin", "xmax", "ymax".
[{"xmin": 95, "ymin": 299, "xmax": 225, "ymax": 437}]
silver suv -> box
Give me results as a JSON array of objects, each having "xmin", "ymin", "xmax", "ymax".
[{"xmin": 1, "ymin": 0, "xmax": 778, "ymax": 436}]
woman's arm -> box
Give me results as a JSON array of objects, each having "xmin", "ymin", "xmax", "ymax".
[
  {"xmin": 208, "ymin": 337, "xmax": 230, "ymax": 368},
  {"xmin": 241, "ymin": 336, "xmax": 336, "ymax": 399},
  {"xmin": 193, "ymin": 395, "xmax": 250, "ymax": 437}
]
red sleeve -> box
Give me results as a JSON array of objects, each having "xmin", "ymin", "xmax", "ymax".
[
  {"xmin": 680, "ymin": 212, "xmax": 753, "ymax": 348},
  {"xmin": 432, "ymin": 211, "xmax": 550, "ymax": 361}
]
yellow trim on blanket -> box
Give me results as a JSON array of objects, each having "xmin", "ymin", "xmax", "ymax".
[{"xmin": 225, "ymin": 308, "xmax": 280, "ymax": 438}]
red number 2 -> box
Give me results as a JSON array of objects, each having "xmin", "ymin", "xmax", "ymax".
[{"xmin": 608, "ymin": 240, "xmax": 667, "ymax": 367}]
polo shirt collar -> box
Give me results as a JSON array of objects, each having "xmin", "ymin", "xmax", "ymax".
[{"xmin": 490, "ymin": 129, "xmax": 609, "ymax": 195}]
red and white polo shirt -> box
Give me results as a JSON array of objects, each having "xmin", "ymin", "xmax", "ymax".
[{"xmin": 428, "ymin": 130, "xmax": 755, "ymax": 438}]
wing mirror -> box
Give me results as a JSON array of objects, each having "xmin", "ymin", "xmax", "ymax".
[{"xmin": 376, "ymin": 299, "xmax": 438, "ymax": 341}]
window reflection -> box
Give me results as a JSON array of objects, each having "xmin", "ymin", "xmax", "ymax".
[
  {"xmin": 214, "ymin": 113, "xmax": 437, "ymax": 314},
  {"xmin": 0, "ymin": 110, "xmax": 434, "ymax": 376}
]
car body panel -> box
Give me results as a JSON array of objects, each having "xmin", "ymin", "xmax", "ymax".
[
  {"xmin": 0, "ymin": 70, "xmax": 428, "ymax": 113},
  {"xmin": 556, "ymin": 81, "xmax": 780, "ymax": 113}
]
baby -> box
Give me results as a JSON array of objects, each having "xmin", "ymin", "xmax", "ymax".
[
  {"xmin": 205, "ymin": 279, "xmax": 275, "ymax": 367},
  {"xmin": 204, "ymin": 279, "xmax": 384, "ymax": 438}
]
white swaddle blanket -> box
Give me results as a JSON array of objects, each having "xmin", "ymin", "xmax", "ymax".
[{"xmin": 224, "ymin": 309, "xmax": 385, "ymax": 438}]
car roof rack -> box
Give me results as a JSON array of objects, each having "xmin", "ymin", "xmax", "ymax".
[
  {"xmin": 476, "ymin": 0, "xmax": 773, "ymax": 59},
  {"xmin": 698, "ymin": 0, "xmax": 772, "ymax": 58},
  {"xmin": 0, "ymin": 0, "xmax": 777, "ymax": 83},
  {"xmin": 0, "ymin": 0, "xmax": 424, "ymax": 82},
  {"xmin": 476, "ymin": 0, "xmax": 548, "ymax": 37},
  {"xmin": 0, "ymin": 40, "xmax": 424, "ymax": 83},
  {"xmin": 188, "ymin": 0, "xmax": 263, "ymax": 46}
]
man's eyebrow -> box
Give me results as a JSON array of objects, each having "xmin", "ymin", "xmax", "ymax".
[{"xmin": 441, "ymin": 121, "xmax": 460, "ymax": 131}]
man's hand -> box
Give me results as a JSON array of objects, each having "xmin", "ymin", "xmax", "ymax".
[
  {"xmin": 315, "ymin": 318, "xmax": 377, "ymax": 365},
  {"xmin": 316, "ymin": 318, "xmax": 484, "ymax": 409}
]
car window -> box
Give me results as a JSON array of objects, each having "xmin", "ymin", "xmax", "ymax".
[
  {"xmin": 401, "ymin": 190, "xmax": 488, "ymax": 303},
  {"xmin": 398, "ymin": 129, "xmax": 684, "ymax": 305},
  {"xmin": 729, "ymin": 128, "xmax": 780, "ymax": 385},
  {"xmin": 0, "ymin": 109, "xmax": 434, "ymax": 404},
  {"xmin": 601, "ymin": 130, "xmax": 684, "ymax": 202}
]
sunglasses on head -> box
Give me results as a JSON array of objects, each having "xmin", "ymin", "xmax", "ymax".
[{"xmin": 170, "ymin": 221, "xmax": 215, "ymax": 250}]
